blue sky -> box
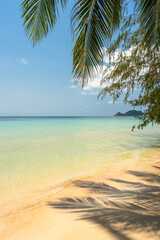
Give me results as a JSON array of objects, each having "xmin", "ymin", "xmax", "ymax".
[{"xmin": 0, "ymin": 0, "xmax": 135, "ymax": 116}]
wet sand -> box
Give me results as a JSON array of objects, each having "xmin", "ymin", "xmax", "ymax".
[{"xmin": 1, "ymin": 153, "xmax": 160, "ymax": 240}]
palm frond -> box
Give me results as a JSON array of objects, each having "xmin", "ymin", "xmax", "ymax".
[
  {"xmin": 21, "ymin": 0, "xmax": 68, "ymax": 44},
  {"xmin": 138, "ymin": 0, "xmax": 160, "ymax": 47},
  {"xmin": 71, "ymin": 0, "xmax": 122, "ymax": 87}
]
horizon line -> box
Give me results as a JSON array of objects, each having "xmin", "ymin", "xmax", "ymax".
[{"xmin": 0, "ymin": 115, "xmax": 114, "ymax": 118}]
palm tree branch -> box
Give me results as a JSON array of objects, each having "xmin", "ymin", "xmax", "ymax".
[
  {"xmin": 71, "ymin": 0, "xmax": 122, "ymax": 87},
  {"xmin": 138, "ymin": 0, "xmax": 160, "ymax": 46},
  {"xmin": 21, "ymin": 0, "xmax": 68, "ymax": 44}
]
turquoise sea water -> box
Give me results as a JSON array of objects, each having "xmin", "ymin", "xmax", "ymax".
[{"xmin": 0, "ymin": 117, "xmax": 160, "ymax": 209}]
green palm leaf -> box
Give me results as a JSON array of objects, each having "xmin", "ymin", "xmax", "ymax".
[
  {"xmin": 21, "ymin": 0, "xmax": 68, "ymax": 44},
  {"xmin": 71, "ymin": 0, "xmax": 122, "ymax": 87},
  {"xmin": 139, "ymin": 0, "xmax": 160, "ymax": 46}
]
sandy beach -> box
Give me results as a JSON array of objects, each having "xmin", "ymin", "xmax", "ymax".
[
  {"xmin": 1, "ymin": 149, "xmax": 160, "ymax": 240},
  {"xmin": 1, "ymin": 0, "xmax": 160, "ymax": 238}
]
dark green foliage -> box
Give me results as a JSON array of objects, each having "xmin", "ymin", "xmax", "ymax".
[
  {"xmin": 21, "ymin": 0, "xmax": 68, "ymax": 44},
  {"xmin": 114, "ymin": 110, "xmax": 144, "ymax": 117},
  {"xmin": 139, "ymin": 0, "xmax": 160, "ymax": 47},
  {"xmin": 21, "ymin": 0, "xmax": 160, "ymax": 87},
  {"xmin": 99, "ymin": 3, "xmax": 160, "ymax": 129},
  {"xmin": 71, "ymin": 0, "xmax": 122, "ymax": 87},
  {"xmin": 21, "ymin": 0, "xmax": 122, "ymax": 86}
]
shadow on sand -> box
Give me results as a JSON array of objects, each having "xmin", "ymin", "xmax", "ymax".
[{"xmin": 48, "ymin": 165, "xmax": 160, "ymax": 240}]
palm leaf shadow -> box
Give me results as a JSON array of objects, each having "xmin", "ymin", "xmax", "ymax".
[{"xmin": 48, "ymin": 166, "xmax": 160, "ymax": 239}]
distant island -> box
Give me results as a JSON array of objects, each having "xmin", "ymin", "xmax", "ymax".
[{"xmin": 114, "ymin": 110, "xmax": 144, "ymax": 117}]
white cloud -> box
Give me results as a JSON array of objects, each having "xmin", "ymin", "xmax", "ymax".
[
  {"xmin": 81, "ymin": 91, "xmax": 87, "ymax": 95},
  {"xmin": 103, "ymin": 46, "xmax": 135, "ymax": 64},
  {"xmin": 69, "ymin": 85, "xmax": 77, "ymax": 89},
  {"xmin": 83, "ymin": 105, "xmax": 88, "ymax": 108},
  {"xmin": 81, "ymin": 91, "xmax": 99, "ymax": 95},
  {"xmin": 90, "ymin": 91, "xmax": 99, "ymax": 95},
  {"xmin": 70, "ymin": 66, "xmax": 108, "ymax": 95},
  {"xmin": 18, "ymin": 58, "xmax": 29, "ymax": 65},
  {"xmin": 107, "ymin": 100, "xmax": 123, "ymax": 105},
  {"xmin": 107, "ymin": 100, "xmax": 114, "ymax": 104},
  {"xmin": 70, "ymin": 73, "xmax": 103, "ymax": 91},
  {"xmin": 69, "ymin": 46, "xmax": 135, "ymax": 95}
]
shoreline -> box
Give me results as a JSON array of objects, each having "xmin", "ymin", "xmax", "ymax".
[
  {"xmin": 0, "ymin": 147, "xmax": 149, "ymax": 218},
  {"xmin": 1, "ymin": 151, "xmax": 160, "ymax": 240},
  {"xmin": 0, "ymin": 150, "xmax": 140, "ymax": 217}
]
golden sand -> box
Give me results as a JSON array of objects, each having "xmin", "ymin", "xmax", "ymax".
[{"xmin": 1, "ymin": 153, "xmax": 160, "ymax": 240}]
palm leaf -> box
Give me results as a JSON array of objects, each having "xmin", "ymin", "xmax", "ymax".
[
  {"xmin": 71, "ymin": 0, "xmax": 122, "ymax": 87},
  {"xmin": 138, "ymin": 0, "xmax": 160, "ymax": 47},
  {"xmin": 21, "ymin": 0, "xmax": 68, "ymax": 44}
]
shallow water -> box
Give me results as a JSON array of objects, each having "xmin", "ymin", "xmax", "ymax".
[{"xmin": 0, "ymin": 117, "xmax": 160, "ymax": 210}]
